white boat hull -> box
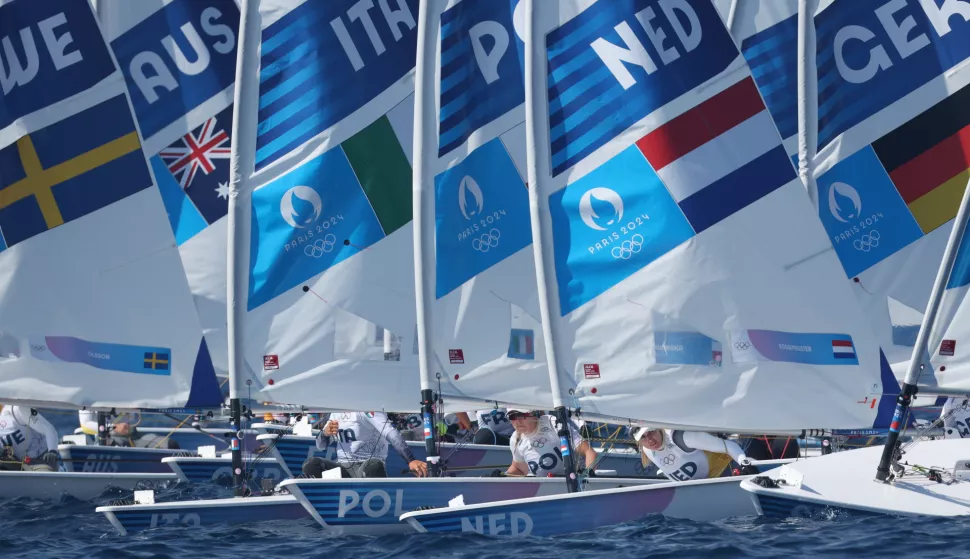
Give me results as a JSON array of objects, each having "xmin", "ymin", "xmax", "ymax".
[
  {"xmin": 0, "ymin": 470, "xmax": 176, "ymax": 501},
  {"xmin": 741, "ymin": 438, "xmax": 970, "ymax": 518},
  {"xmin": 97, "ymin": 494, "xmax": 309, "ymax": 535}
]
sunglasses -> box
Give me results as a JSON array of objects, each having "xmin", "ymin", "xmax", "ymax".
[{"xmin": 507, "ymin": 412, "xmax": 533, "ymax": 421}]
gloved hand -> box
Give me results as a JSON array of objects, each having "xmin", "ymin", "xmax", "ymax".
[{"xmin": 40, "ymin": 450, "xmax": 59, "ymax": 470}]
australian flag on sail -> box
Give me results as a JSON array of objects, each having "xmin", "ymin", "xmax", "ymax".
[{"xmin": 157, "ymin": 105, "xmax": 233, "ymax": 225}]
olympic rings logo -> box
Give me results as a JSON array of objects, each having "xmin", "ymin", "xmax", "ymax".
[
  {"xmin": 734, "ymin": 341, "xmax": 750, "ymax": 351},
  {"xmin": 304, "ymin": 234, "xmax": 337, "ymax": 258},
  {"xmin": 610, "ymin": 234, "xmax": 644, "ymax": 260},
  {"xmin": 661, "ymin": 454, "xmax": 675, "ymax": 465},
  {"xmin": 472, "ymin": 229, "xmax": 501, "ymax": 252},
  {"xmin": 853, "ymin": 230, "xmax": 880, "ymax": 252},
  {"xmin": 531, "ymin": 437, "xmax": 548, "ymax": 448}
]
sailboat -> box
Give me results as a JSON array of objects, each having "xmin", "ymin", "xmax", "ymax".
[
  {"xmin": 0, "ymin": 0, "xmax": 225, "ymax": 499},
  {"xmin": 739, "ymin": 0, "xmax": 970, "ymax": 517},
  {"xmin": 400, "ymin": 0, "xmax": 902, "ymax": 535}
]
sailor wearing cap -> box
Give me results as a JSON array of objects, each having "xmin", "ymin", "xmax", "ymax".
[
  {"xmin": 631, "ymin": 427, "xmax": 753, "ymax": 481},
  {"xmin": 505, "ymin": 408, "xmax": 598, "ymax": 477}
]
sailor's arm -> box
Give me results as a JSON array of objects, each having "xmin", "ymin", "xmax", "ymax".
[
  {"xmin": 681, "ymin": 431, "xmax": 749, "ymax": 464},
  {"xmin": 314, "ymin": 413, "xmax": 335, "ymax": 451}
]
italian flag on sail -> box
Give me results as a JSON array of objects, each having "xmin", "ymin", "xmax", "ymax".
[
  {"xmin": 508, "ymin": 329, "xmax": 535, "ymax": 360},
  {"xmin": 341, "ymin": 112, "xmax": 413, "ymax": 237}
]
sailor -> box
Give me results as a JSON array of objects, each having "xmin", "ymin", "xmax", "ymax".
[
  {"xmin": 0, "ymin": 406, "xmax": 60, "ymax": 471},
  {"xmin": 78, "ymin": 410, "xmax": 179, "ymax": 449},
  {"xmin": 631, "ymin": 427, "xmax": 754, "ymax": 481},
  {"xmin": 505, "ymin": 408, "xmax": 598, "ymax": 477},
  {"xmin": 474, "ymin": 408, "xmax": 515, "ymax": 445},
  {"xmin": 941, "ymin": 397, "xmax": 970, "ymax": 438},
  {"xmin": 302, "ymin": 411, "xmax": 428, "ymax": 478}
]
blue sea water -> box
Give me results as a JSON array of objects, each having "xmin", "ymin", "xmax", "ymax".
[{"xmin": 15, "ymin": 409, "xmax": 969, "ymax": 558}]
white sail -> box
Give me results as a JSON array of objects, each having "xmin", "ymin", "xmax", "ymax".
[
  {"xmin": 413, "ymin": 0, "xmax": 555, "ymax": 410},
  {"xmin": 806, "ymin": 0, "xmax": 970, "ymax": 384},
  {"xmin": 94, "ymin": 0, "xmax": 241, "ymax": 379},
  {"xmin": 226, "ymin": 0, "xmax": 426, "ymax": 411},
  {"xmin": 0, "ymin": 0, "xmax": 221, "ymax": 409},
  {"xmin": 733, "ymin": 0, "xmax": 958, "ymax": 379},
  {"xmin": 525, "ymin": 0, "xmax": 893, "ymax": 431}
]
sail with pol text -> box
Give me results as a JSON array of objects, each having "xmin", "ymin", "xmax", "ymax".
[
  {"xmin": 804, "ymin": 0, "xmax": 970, "ymax": 377},
  {"xmin": 95, "ymin": 0, "xmax": 241, "ymax": 380},
  {"xmin": 227, "ymin": 0, "xmax": 428, "ymax": 411},
  {"xmin": 0, "ymin": 0, "xmax": 221, "ymax": 409},
  {"xmin": 527, "ymin": 0, "xmax": 896, "ymax": 431},
  {"xmin": 412, "ymin": 0, "xmax": 554, "ymax": 410}
]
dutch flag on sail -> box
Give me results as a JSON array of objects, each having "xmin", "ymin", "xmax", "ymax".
[{"xmin": 832, "ymin": 339, "xmax": 856, "ymax": 360}]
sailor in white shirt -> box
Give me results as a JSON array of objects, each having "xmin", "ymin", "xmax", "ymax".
[
  {"xmin": 632, "ymin": 427, "xmax": 753, "ymax": 481},
  {"xmin": 505, "ymin": 409, "xmax": 597, "ymax": 477},
  {"xmin": 473, "ymin": 408, "xmax": 515, "ymax": 445},
  {"xmin": 941, "ymin": 397, "xmax": 970, "ymax": 438},
  {"xmin": 0, "ymin": 406, "xmax": 60, "ymax": 471},
  {"xmin": 303, "ymin": 411, "xmax": 428, "ymax": 478}
]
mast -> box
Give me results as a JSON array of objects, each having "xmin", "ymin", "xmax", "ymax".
[
  {"xmin": 226, "ymin": 0, "xmax": 261, "ymax": 496},
  {"xmin": 412, "ymin": 0, "xmax": 441, "ymax": 477},
  {"xmin": 524, "ymin": 0, "xmax": 578, "ymax": 493},
  {"xmin": 875, "ymin": 177, "xmax": 970, "ymax": 482}
]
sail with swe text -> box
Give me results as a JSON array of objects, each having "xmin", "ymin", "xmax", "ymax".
[{"xmin": 0, "ymin": 0, "xmax": 221, "ymax": 409}]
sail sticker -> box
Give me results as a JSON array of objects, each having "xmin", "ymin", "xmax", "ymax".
[
  {"xmin": 731, "ymin": 330, "xmax": 860, "ymax": 366},
  {"xmin": 739, "ymin": 12, "xmax": 798, "ymax": 142},
  {"xmin": 816, "ymin": 146, "xmax": 924, "ymax": 278},
  {"xmin": 109, "ymin": 0, "xmax": 239, "ymax": 140},
  {"xmin": 29, "ymin": 337, "xmax": 173, "ymax": 376},
  {"xmin": 255, "ymin": 0, "xmax": 419, "ymax": 170},
  {"xmin": 548, "ymin": 144, "xmax": 694, "ymax": 315},
  {"xmin": 941, "ymin": 340, "xmax": 956, "ymax": 357},
  {"xmin": 654, "ymin": 332, "xmax": 721, "ymax": 366},
  {"xmin": 263, "ymin": 355, "xmax": 279, "ymax": 370},
  {"xmin": 0, "ymin": 0, "xmax": 116, "ymax": 132},
  {"xmin": 583, "ymin": 364, "xmax": 600, "ymax": 379},
  {"xmin": 636, "ymin": 77, "xmax": 795, "ymax": 233},
  {"xmin": 449, "ymin": 349, "xmax": 465, "ymax": 364},
  {"xmin": 871, "ymin": 81, "xmax": 970, "ymax": 235},
  {"xmin": 507, "ymin": 329, "xmax": 535, "ymax": 360},
  {"xmin": 544, "ymin": 0, "xmax": 738, "ymax": 176},
  {"xmin": 437, "ymin": 0, "xmax": 524, "ymax": 157},
  {"xmin": 247, "ymin": 145, "xmax": 388, "ymax": 310},
  {"xmin": 814, "ymin": 0, "xmax": 970, "ymax": 151},
  {"xmin": 434, "ymin": 137, "xmax": 531, "ymax": 298},
  {"xmin": 0, "ymin": 95, "xmax": 152, "ymax": 249}
]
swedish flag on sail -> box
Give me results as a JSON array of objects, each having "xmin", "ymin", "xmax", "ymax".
[{"xmin": 0, "ymin": 96, "xmax": 152, "ymax": 249}]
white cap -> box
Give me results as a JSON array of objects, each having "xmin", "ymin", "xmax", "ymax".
[
  {"xmin": 506, "ymin": 408, "xmax": 533, "ymax": 415},
  {"xmin": 631, "ymin": 426, "xmax": 661, "ymax": 442}
]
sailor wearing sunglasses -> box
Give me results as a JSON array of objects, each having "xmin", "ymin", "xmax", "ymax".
[
  {"xmin": 631, "ymin": 427, "xmax": 753, "ymax": 481},
  {"xmin": 505, "ymin": 409, "xmax": 598, "ymax": 477}
]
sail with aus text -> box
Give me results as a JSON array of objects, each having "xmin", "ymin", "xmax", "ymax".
[
  {"xmin": 0, "ymin": 0, "xmax": 220, "ymax": 409},
  {"xmin": 95, "ymin": 0, "xmax": 240, "ymax": 380},
  {"xmin": 414, "ymin": 0, "xmax": 553, "ymax": 410},
  {"xmin": 529, "ymin": 0, "xmax": 893, "ymax": 431},
  {"xmin": 232, "ymin": 0, "xmax": 426, "ymax": 411}
]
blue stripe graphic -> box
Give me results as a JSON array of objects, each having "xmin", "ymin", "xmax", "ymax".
[
  {"xmin": 545, "ymin": 0, "xmax": 738, "ymax": 176},
  {"xmin": 814, "ymin": 0, "xmax": 970, "ymax": 150},
  {"xmin": 740, "ymin": 14, "xmax": 798, "ymax": 141},
  {"xmin": 255, "ymin": 0, "xmax": 419, "ymax": 170}
]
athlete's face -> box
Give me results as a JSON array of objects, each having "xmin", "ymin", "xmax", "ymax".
[
  {"xmin": 509, "ymin": 412, "xmax": 538, "ymax": 433},
  {"xmin": 640, "ymin": 430, "xmax": 664, "ymax": 451}
]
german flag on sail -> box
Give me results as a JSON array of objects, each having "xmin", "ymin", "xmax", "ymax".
[
  {"xmin": 872, "ymin": 83, "xmax": 970, "ymax": 234},
  {"xmin": 0, "ymin": 95, "xmax": 152, "ymax": 249}
]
